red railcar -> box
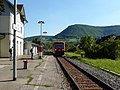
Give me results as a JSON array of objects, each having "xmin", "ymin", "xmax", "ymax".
[{"xmin": 53, "ymin": 41, "xmax": 65, "ymax": 56}]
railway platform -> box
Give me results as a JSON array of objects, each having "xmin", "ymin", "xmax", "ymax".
[{"xmin": 0, "ymin": 55, "xmax": 65, "ymax": 90}]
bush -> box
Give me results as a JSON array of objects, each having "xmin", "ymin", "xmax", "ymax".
[
  {"xmin": 67, "ymin": 44, "xmax": 77, "ymax": 52},
  {"xmin": 80, "ymin": 36, "xmax": 120, "ymax": 60},
  {"xmin": 98, "ymin": 40, "xmax": 120, "ymax": 59}
]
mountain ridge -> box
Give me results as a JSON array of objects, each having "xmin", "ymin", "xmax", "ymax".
[
  {"xmin": 54, "ymin": 24, "xmax": 120, "ymax": 39},
  {"xmin": 25, "ymin": 24, "xmax": 120, "ymax": 41}
]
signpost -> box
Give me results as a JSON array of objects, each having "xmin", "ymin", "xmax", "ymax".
[{"xmin": 13, "ymin": 0, "xmax": 17, "ymax": 81}]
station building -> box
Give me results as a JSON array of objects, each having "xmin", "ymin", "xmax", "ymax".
[
  {"xmin": 24, "ymin": 41, "xmax": 38, "ymax": 55},
  {"xmin": 0, "ymin": 0, "xmax": 27, "ymax": 57}
]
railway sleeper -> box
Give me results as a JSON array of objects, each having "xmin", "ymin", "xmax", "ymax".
[
  {"xmin": 64, "ymin": 57, "xmax": 114, "ymax": 90},
  {"xmin": 79, "ymin": 84, "xmax": 99, "ymax": 86},
  {"xmin": 79, "ymin": 85, "xmax": 103, "ymax": 89},
  {"xmin": 78, "ymin": 82, "xmax": 96, "ymax": 85},
  {"xmin": 81, "ymin": 88, "xmax": 103, "ymax": 90},
  {"xmin": 77, "ymin": 79, "xmax": 95, "ymax": 83}
]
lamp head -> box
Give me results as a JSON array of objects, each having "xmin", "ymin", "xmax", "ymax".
[{"xmin": 38, "ymin": 21, "xmax": 44, "ymax": 24}]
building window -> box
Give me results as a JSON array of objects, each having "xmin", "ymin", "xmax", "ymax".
[
  {"xmin": 17, "ymin": 41, "xmax": 18, "ymax": 55},
  {"xmin": 20, "ymin": 42, "xmax": 22, "ymax": 55},
  {"xmin": 21, "ymin": 27, "xmax": 22, "ymax": 33}
]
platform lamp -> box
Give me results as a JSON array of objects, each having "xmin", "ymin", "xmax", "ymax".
[{"xmin": 38, "ymin": 21, "xmax": 44, "ymax": 59}]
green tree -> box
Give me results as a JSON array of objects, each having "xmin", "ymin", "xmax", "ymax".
[
  {"xmin": 32, "ymin": 38, "xmax": 40, "ymax": 45},
  {"xmin": 80, "ymin": 36, "xmax": 95, "ymax": 57},
  {"xmin": 80, "ymin": 35, "xmax": 120, "ymax": 59},
  {"xmin": 99, "ymin": 40, "xmax": 120, "ymax": 59}
]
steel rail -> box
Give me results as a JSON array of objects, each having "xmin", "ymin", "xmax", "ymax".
[
  {"xmin": 64, "ymin": 57, "xmax": 114, "ymax": 90},
  {"xmin": 56, "ymin": 57, "xmax": 80, "ymax": 90}
]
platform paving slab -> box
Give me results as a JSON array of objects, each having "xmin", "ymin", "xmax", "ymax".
[
  {"xmin": 0, "ymin": 55, "xmax": 65, "ymax": 90},
  {"xmin": 22, "ymin": 56, "xmax": 64, "ymax": 90},
  {"xmin": 0, "ymin": 56, "xmax": 42, "ymax": 90}
]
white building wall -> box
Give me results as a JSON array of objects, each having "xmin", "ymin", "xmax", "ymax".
[
  {"xmin": 0, "ymin": 36, "xmax": 9, "ymax": 57},
  {"xmin": 0, "ymin": 0, "xmax": 11, "ymax": 57},
  {"xmin": 24, "ymin": 42, "xmax": 38, "ymax": 55},
  {"xmin": 33, "ymin": 47, "xmax": 38, "ymax": 55},
  {"xmin": 0, "ymin": 16, "xmax": 10, "ymax": 33},
  {"xmin": 10, "ymin": 12, "xmax": 24, "ymax": 56},
  {"xmin": 0, "ymin": 16, "xmax": 10, "ymax": 57},
  {"xmin": 0, "ymin": 0, "xmax": 25, "ymax": 57},
  {"xmin": 24, "ymin": 42, "xmax": 32, "ymax": 55}
]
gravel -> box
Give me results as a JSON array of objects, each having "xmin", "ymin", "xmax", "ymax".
[
  {"xmin": 55, "ymin": 58, "xmax": 72, "ymax": 90},
  {"xmin": 67, "ymin": 58, "xmax": 120, "ymax": 90}
]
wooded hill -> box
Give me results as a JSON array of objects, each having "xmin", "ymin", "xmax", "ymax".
[{"xmin": 54, "ymin": 24, "xmax": 120, "ymax": 39}]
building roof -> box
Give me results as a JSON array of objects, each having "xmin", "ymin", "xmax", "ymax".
[
  {"xmin": 17, "ymin": 4, "xmax": 28, "ymax": 23},
  {"xmin": 17, "ymin": 4, "xmax": 23, "ymax": 11},
  {"xmin": 6, "ymin": 0, "xmax": 28, "ymax": 23}
]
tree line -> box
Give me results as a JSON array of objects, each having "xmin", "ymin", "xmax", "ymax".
[{"xmin": 68, "ymin": 35, "xmax": 120, "ymax": 60}]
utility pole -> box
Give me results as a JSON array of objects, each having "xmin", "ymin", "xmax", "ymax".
[{"xmin": 13, "ymin": 0, "xmax": 17, "ymax": 81}]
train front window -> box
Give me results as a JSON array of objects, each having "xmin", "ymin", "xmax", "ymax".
[{"xmin": 55, "ymin": 44, "xmax": 64, "ymax": 49}]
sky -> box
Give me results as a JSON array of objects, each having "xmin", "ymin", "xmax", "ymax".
[{"xmin": 9, "ymin": 0, "xmax": 120, "ymax": 37}]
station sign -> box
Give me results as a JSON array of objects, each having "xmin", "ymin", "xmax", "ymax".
[{"xmin": 12, "ymin": 24, "xmax": 21, "ymax": 32}]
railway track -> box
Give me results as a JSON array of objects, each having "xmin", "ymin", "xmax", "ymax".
[{"xmin": 56, "ymin": 57, "xmax": 114, "ymax": 90}]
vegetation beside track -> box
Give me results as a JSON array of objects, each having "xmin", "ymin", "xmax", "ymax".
[
  {"xmin": 27, "ymin": 75, "xmax": 33, "ymax": 85},
  {"xmin": 65, "ymin": 52, "xmax": 120, "ymax": 75}
]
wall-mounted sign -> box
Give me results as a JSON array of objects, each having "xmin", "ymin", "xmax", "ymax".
[{"xmin": 12, "ymin": 24, "xmax": 21, "ymax": 32}]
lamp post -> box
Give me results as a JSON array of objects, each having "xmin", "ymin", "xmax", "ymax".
[
  {"xmin": 43, "ymin": 31, "xmax": 47, "ymax": 50},
  {"xmin": 38, "ymin": 21, "xmax": 44, "ymax": 59}
]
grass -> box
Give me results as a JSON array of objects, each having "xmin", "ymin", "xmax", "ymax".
[
  {"xmin": 80, "ymin": 58, "xmax": 120, "ymax": 74},
  {"xmin": 26, "ymin": 84, "xmax": 53, "ymax": 87},
  {"xmin": 34, "ymin": 61, "xmax": 42, "ymax": 69},
  {"xmin": 34, "ymin": 56, "xmax": 47, "ymax": 69},
  {"xmin": 65, "ymin": 52, "xmax": 81, "ymax": 59},
  {"xmin": 26, "ymin": 75, "xmax": 52, "ymax": 87},
  {"xmin": 65, "ymin": 52, "xmax": 120, "ymax": 75},
  {"xmin": 27, "ymin": 75, "xmax": 34, "ymax": 84}
]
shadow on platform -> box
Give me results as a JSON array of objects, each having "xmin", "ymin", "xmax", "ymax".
[{"xmin": 0, "ymin": 79, "xmax": 13, "ymax": 82}]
